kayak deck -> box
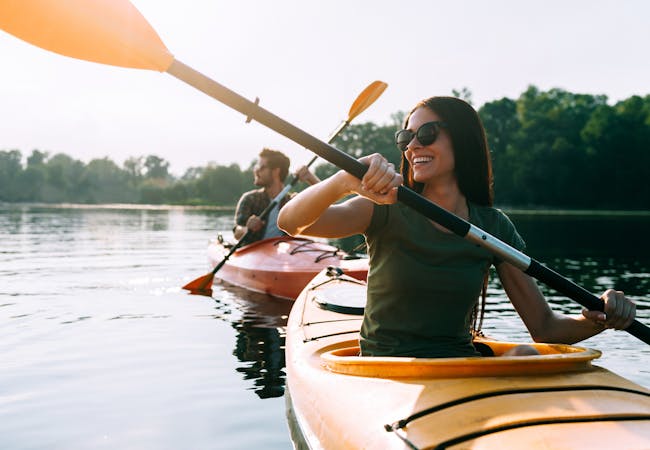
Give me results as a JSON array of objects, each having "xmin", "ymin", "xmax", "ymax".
[{"xmin": 286, "ymin": 270, "xmax": 650, "ymax": 449}]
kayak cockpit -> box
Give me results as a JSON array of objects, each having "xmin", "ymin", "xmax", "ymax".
[{"xmin": 320, "ymin": 339, "xmax": 602, "ymax": 378}]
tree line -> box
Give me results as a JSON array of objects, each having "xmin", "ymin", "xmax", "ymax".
[
  {"xmin": 1, "ymin": 85, "xmax": 649, "ymax": 210},
  {"xmin": 0, "ymin": 150, "xmax": 253, "ymax": 206}
]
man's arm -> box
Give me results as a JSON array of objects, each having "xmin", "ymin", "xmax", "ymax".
[
  {"xmin": 233, "ymin": 192, "xmax": 254, "ymax": 239},
  {"xmin": 295, "ymin": 166, "xmax": 320, "ymax": 185}
]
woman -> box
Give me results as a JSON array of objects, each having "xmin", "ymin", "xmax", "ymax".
[{"xmin": 278, "ymin": 96, "xmax": 636, "ymax": 358}]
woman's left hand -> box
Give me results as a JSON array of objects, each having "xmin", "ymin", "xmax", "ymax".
[{"xmin": 582, "ymin": 289, "xmax": 636, "ymax": 330}]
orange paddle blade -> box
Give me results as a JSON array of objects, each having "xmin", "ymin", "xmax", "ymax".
[
  {"xmin": 182, "ymin": 272, "xmax": 215, "ymax": 295},
  {"xmin": 0, "ymin": 0, "xmax": 173, "ymax": 71},
  {"xmin": 348, "ymin": 81, "xmax": 388, "ymax": 120}
]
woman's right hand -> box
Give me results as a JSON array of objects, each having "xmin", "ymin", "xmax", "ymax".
[{"xmin": 344, "ymin": 153, "xmax": 403, "ymax": 204}]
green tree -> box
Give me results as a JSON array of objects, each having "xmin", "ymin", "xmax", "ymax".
[
  {"xmin": 582, "ymin": 95, "xmax": 650, "ymax": 209},
  {"xmin": 43, "ymin": 153, "xmax": 85, "ymax": 202},
  {"xmin": 15, "ymin": 166, "xmax": 46, "ymax": 201},
  {"xmin": 80, "ymin": 158, "xmax": 132, "ymax": 203},
  {"xmin": 143, "ymin": 154, "xmax": 170, "ymax": 180},
  {"xmin": 26, "ymin": 149, "xmax": 48, "ymax": 168},
  {"xmin": 0, "ymin": 149, "xmax": 23, "ymax": 201},
  {"xmin": 194, "ymin": 163, "xmax": 247, "ymax": 205},
  {"xmin": 479, "ymin": 98, "xmax": 520, "ymax": 203},
  {"xmin": 139, "ymin": 178, "xmax": 168, "ymax": 204},
  {"xmin": 15, "ymin": 150, "xmax": 49, "ymax": 201},
  {"xmin": 123, "ymin": 156, "xmax": 143, "ymax": 189},
  {"xmin": 181, "ymin": 166, "xmax": 204, "ymax": 181},
  {"xmin": 508, "ymin": 86, "xmax": 606, "ymax": 207}
]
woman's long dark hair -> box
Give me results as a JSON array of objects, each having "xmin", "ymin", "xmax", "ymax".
[
  {"xmin": 400, "ymin": 96, "xmax": 494, "ymax": 207},
  {"xmin": 400, "ymin": 97, "xmax": 494, "ymax": 336}
]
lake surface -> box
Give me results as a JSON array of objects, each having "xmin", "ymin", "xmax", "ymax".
[{"xmin": 1, "ymin": 204, "xmax": 649, "ymax": 449}]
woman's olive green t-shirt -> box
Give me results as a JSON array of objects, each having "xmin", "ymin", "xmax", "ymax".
[{"xmin": 361, "ymin": 202, "xmax": 526, "ymax": 358}]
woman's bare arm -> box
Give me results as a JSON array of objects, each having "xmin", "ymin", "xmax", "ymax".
[
  {"xmin": 497, "ymin": 262, "xmax": 635, "ymax": 343},
  {"xmin": 279, "ymin": 154, "xmax": 402, "ymax": 238}
]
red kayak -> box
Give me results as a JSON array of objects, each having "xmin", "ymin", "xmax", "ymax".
[{"xmin": 207, "ymin": 236, "xmax": 368, "ymax": 300}]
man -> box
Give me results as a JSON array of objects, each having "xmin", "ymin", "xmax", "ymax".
[{"xmin": 233, "ymin": 148, "xmax": 319, "ymax": 245}]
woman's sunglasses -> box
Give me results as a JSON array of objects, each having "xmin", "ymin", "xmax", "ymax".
[{"xmin": 395, "ymin": 121, "xmax": 447, "ymax": 152}]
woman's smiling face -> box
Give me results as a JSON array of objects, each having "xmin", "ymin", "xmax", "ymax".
[{"xmin": 404, "ymin": 107, "xmax": 456, "ymax": 186}]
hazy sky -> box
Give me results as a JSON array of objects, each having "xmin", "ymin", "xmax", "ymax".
[{"xmin": 2, "ymin": 0, "xmax": 649, "ymax": 176}]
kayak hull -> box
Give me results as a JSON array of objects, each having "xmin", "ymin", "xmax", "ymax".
[
  {"xmin": 285, "ymin": 270, "xmax": 650, "ymax": 450},
  {"xmin": 208, "ymin": 236, "xmax": 368, "ymax": 300}
]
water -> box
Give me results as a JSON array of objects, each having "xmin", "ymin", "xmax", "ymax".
[{"xmin": 1, "ymin": 204, "xmax": 649, "ymax": 449}]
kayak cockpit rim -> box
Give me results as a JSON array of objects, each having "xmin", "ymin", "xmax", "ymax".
[{"xmin": 320, "ymin": 339, "xmax": 602, "ymax": 378}]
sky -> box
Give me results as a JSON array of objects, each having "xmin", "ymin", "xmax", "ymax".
[{"xmin": 1, "ymin": 0, "xmax": 649, "ymax": 176}]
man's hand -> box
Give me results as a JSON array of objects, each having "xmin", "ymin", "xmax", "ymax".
[
  {"xmin": 246, "ymin": 214, "xmax": 265, "ymax": 233},
  {"xmin": 295, "ymin": 166, "xmax": 320, "ymax": 185}
]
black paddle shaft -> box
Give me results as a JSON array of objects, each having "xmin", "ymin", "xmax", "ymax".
[{"xmin": 167, "ymin": 59, "xmax": 649, "ymax": 345}]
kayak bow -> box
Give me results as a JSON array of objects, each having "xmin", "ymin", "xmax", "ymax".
[{"xmin": 208, "ymin": 236, "xmax": 368, "ymax": 300}]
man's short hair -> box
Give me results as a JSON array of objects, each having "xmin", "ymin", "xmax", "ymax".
[{"xmin": 259, "ymin": 148, "xmax": 290, "ymax": 181}]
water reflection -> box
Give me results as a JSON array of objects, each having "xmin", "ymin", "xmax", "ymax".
[
  {"xmin": 487, "ymin": 254, "xmax": 649, "ymax": 327},
  {"xmin": 209, "ymin": 284, "xmax": 293, "ymax": 399},
  {"xmin": 539, "ymin": 257, "xmax": 649, "ymax": 302},
  {"xmin": 509, "ymin": 212, "xmax": 650, "ymax": 258},
  {"xmin": 234, "ymin": 326, "xmax": 286, "ymax": 399},
  {"xmin": 2, "ymin": 203, "xmax": 231, "ymax": 236}
]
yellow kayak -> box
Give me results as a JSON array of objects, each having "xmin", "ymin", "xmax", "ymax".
[{"xmin": 285, "ymin": 269, "xmax": 650, "ymax": 449}]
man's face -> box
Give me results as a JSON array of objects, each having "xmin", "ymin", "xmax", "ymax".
[{"xmin": 253, "ymin": 157, "xmax": 274, "ymax": 187}]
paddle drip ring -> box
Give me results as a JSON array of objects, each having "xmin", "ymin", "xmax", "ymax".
[{"xmin": 245, "ymin": 97, "xmax": 260, "ymax": 123}]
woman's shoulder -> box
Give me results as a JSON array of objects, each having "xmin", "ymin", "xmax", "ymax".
[
  {"xmin": 471, "ymin": 203, "xmax": 520, "ymax": 232},
  {"xmin": 470, "ymin": 203, "xmax": 512, "ymax": 224},
  {"xmin": 470, "ymin": 203, "xmax": 525, "ymax": 251}
]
